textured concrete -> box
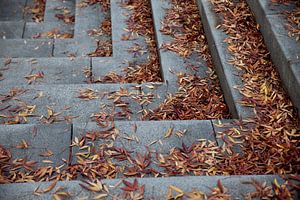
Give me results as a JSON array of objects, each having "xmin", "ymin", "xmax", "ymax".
[
  {"xmin": 139, "ymin": 83, "xmax": 169, "ymax": 112},
  {"xmin": 0, "ymin": 123, "xmax": 71, "ymax": 167},
  {"xmin": 44, "ymin": 0, "xmax": 75, "ymax": 22},
  {"xmin": 0, "ymin": 58, "xmax": 89, "ymax": 85},
  {"xmin": 72, "ymin": 120, "xmax": 215, "ymax": 176},
  {"xmin": 0, "ymin": 175, "xmax": 290, "ymax": 200},
  {"xmin": 196, "ymin": 0, "xmax": 254, "ymax": 119},
  {"xmin": 23, "ymin": 22, "xmax": 74, "ymax": 39},
  {"xmin": 74, "ymin": 0, "xmax": 109, "ymax": 39},
  {"xmin": 111, "ymin": 0, "xmax": 149, "ymax": 62},
  {"xmin": 92, "ymin": 57, "xmax": 127, "ymax": 80},
  {"xmin": 73, "ymin": 120, "xmax": 216, "ymax": 154},
  {"xmin": 246, "ymin": 0, "xmax": 300, "ymax": 116},
  {"xmin": 0, "ymin": 21, "xmax": 25, "ymax": 39},
  {"xmin": 0, "ymin": 0, "xmax": 26, "ymax": 21},
  {"xmin": 0, "ymin": 84, "xmax": 142, "ymax": 124},
  {"xmin": 53, "ymin": 38, "xmax": 97, "ymax": 57},
  {"xmin": 0, "ymin": 39, "xmax": 54, "ymax": 58}
]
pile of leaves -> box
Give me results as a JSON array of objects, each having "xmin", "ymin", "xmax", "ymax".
[
  {"xmin": 93, "ymin": 0, "xmax": 162, "ymax": 83},
  {"xmin": 29, "ymin": 0, "xmax": 46, "ymax": 22},
  {"xmin": 143, "ymin": 71, "xmax": 230, "ymax": 120},
  {"xmin": 88, "ymin": 18, "xmax": 112, "ymax": 37},
  {"xmin": 210, "ymin": 0, "xmax": 300, "ymax": 175}
]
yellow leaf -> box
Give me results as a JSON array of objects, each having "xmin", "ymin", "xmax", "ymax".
[{"xmin": 164, "ymin": 128, "xmax": 174, "ymax": 138}]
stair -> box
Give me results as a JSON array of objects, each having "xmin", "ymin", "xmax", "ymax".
[
  {"xmin": 0, "ymin": 175, "xmax": 287, "ymax": 199},
  {"xmin": 246, "ymin": 0, "xmax": 300, "ymax": 117},
  {"xmin": 0, "ymin": 0, "xmax": 299, "ymax": 199}
]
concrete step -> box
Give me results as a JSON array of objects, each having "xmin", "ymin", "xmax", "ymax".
[
  {"xmin": 0, "ymin": 0, "xmax": 27, "ymax": 21},
  {"xmin": 196, "ymin": 0, "xmax": 254, "ymax": 119},
  {"xmin": 0, "ymin": 57, "xmax": 90, "ymax": 85},
  {"xmin": 89, "ymin": 0, "xmax": 158, "ymax": 81},
  {"xmin": 0, "ymin": 83, "xmax": 142, "ymax": 124},
  {"xmin": 0, "ymin": 175, "xmax": 292, "ymax": 199},
  {"xmin": 71, "ymin": 120, "xmax": 218, "ymax": 178},
  {"xmin": 0, "ymin": 120, "xmax": 228, "ymax": 181},
  {"xmin": 0, "ymin": 123, "xmax": 72, "ymax": 169},
  {"xmin": 23, "ymin": 22, "xmax": 74, "ymax": 39},
  {"xmin": 150, "ymin": 0, "xmax": 209, "ymax": 92},
  {"xmin": 0, "ymin": 21, "xmax": 25, "ymax": 39},
  {"xmin": 74, "ymin": 0, "xmax": 110, "ymax": 39},
  {"xmin": 53, "ymin": 38, "xmax": 99, "ymax": 57},
  {"xmin": 246, "ymin": 0, "xmax": 300, "ymax": 117},
  {"xmin": 0, "ymin": 39, "xmax": 54, "ymax": 58},
  {"xmin": 44, "ymin": 0, "xmax": 75, "ymax": 23}
]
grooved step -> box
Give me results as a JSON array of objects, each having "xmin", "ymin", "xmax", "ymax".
[
  {"xmin": 53, "ymin": 38, "xmax": 97, "ymax": 57},
  {"xmin": 246, "ymin": 0, "xmax": 300, "ymax": 117},
  {"xmin": 73, "ymin": 120, "xmax": 216, "ymax": 155}
]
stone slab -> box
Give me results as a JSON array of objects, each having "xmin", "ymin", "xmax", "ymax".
[
  {"xmin": 0, "ymin": 57, "xmax": 90, "ymax": 85},
  {"xmin": 139, "ymin": 83, "xmax": 169, "ymax": 113},
  {"xmin": 0, "ymin": 21, "xmax": 25, "ymax": 39},
  {"xmin": 0, "ymin": 123, "xmax": 71, "ymax": 167},
  {"xmin": 91, "ymin": 57, "xmax": 127, "ymax": 81},
  {"xmin": 0, "ymin": 84, "xmax": 142, "ymax": 124},
  {"xmin": 44, "ymin": 0, "xmax": 75, "ymax": 23},
  {"xmin": 23, "ymin": 22, "xmax": 74, "ymax": 39},
  {"xmin": 74, "ymin": 0, "xmax": 109, "ymax": 39},
  {"xmin": 0, "ymin": 0, "xmax": 26, "ymax": 21},
  {"xmin": 73, "ymin": 120, "xmax": 216, "ymax": 154},
  {"xmin": 53, "ymin": 38, "xmax": 97, "ymax": 57},
  {"xmin": 111, "ymin": 0, "xmax": 149, "ymax": 62},
  {"xmin": 0, "ymin": 39, "xmax": 54, "ymax": 58},
  {"xmin": 71, "ymin": 120, "xmax": 215, "ymax": 177}
]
